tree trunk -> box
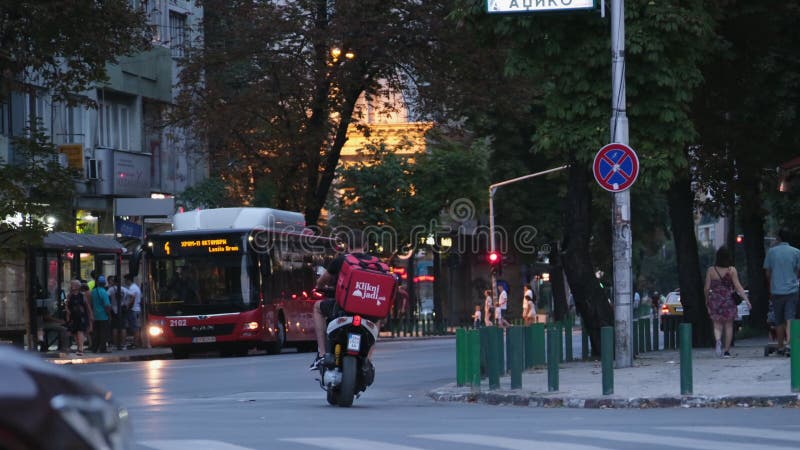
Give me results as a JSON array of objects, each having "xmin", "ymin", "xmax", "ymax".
[
  {"xmin": 560, "ymin": 164, "xmax": 614, "ymax": 356},
  {"xmin": 666, "ymin": 170, "xmax": 713, "ymax": 347},
  {"xmin": 738, "ymin": 169, "xmax": 768, "ymax": 328},
  {"xmin": 549, "ymin": 242, "xmax": 569, "ymax": 322}
]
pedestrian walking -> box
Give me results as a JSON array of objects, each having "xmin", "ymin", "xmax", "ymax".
[
  {"xmin": 483, "ymin": 289, "xmax": 494, "ymax": 327},
  {"xmin": 704, "ymin": 246, "xmax": 750, "ymax": 358},
  {"xmin": 495, "ymin": 284, "xmax": 510, "ymax": 328},
  {"xmin": 472, "ymin": 304, "xmax": 483, "ymax": 329},
  {"xmin": 90, "ymin": 275, "xmax": 112, "ymax": 353},
  {"xmin": 763, "ymin": 229, "xmax": 800, "ymax": 356},
  {"xmin": 64, "ymin": 279, "xmax": 92, "ymax": 356}
]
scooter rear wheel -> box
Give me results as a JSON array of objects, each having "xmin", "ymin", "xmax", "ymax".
[{"xmin": 337, "ymin": 355, "xmax": 357, "ymax": 407}]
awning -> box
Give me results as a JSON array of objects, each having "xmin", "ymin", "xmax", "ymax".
[{"xmin": 43, "ymin": 232, "xmax": 127, "ymax": 254}]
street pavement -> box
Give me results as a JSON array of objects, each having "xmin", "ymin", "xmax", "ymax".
[{"xmin": 41, "ymin": 332, "xmax": 799, "ymax": 408}]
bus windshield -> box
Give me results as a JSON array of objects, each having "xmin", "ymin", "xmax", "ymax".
[{"xmin": 149, "ymin": 254, "xmax": 257, "ymax": 316}]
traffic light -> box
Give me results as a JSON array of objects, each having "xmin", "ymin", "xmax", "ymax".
[
  {"xmin": 736, "ymin": 234, "xmax": 743, "ymax": 244},
  {"xmin": 487, "ymin": 251, "xmax": 502, "ymax": 275}
]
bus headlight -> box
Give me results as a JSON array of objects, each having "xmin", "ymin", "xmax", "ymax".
[
  {"xmin": 244, "ymin": 321, "xmax": 259, "ymax": 331},
  {"xmin": 148, "ymin": 325, "xmax": 164, "ymax": 337}
]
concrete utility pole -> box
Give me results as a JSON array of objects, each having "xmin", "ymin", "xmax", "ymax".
[{"xmin": 610, "ymin": 0, "xmax": 633, "ymax": 368}]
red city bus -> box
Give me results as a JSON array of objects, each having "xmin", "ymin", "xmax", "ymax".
[{"xmin": 144, "ymin": 208, "xmax": 339, "ymax": 358}]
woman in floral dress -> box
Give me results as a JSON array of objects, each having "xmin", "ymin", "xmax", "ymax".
[{"xmin": 704, "ymin": 247, "xmax": 750, "ymax": 358}]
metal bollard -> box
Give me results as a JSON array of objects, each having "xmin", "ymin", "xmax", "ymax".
[
  {"xmin": 581, "ymin": 325, "xmax": 589, "ymax": 360},
  {"xmin": 467, "ymin": 330, "xmax": 481, "ymax": 391},
  {"xmin": 480, "ymin": 326, "xmax": 489, "ymax": 377},
  {"xmin": 601, "ymin": 326, "xmax": 614, "ymax": 395},
  {"xmin": 679, "ymin": 323, "xmax": 693, "ymax": 395},
  {"xmin": 547, "ymin": 325, "xmax": 559, "ymax": 392},
  {"xmin": 644, "ymin": 317, "xmax": 652, "ymax": 352},
  {"xmin": 565, "ymin": 318, "xmax": 573, "ymax": 361},
  {"xmin": 525, "ymin": 325, "xmax": 535, "ymax": 369},
  {"xmin": 532, "ymin": 323, "xmax": 546, "ymax": 366},
  {"xmin": 486, "ymin": 326, "xmax": 500, "ymax": 390},
  {"xmin": 509, "ymin": 327, "xmax": 524, "ymax": 389},
  {"xmin": 653, "ymin": 314, "xmax": 659, "ymax": 351},
  {"xmin": 791, "ymin": 320, "xmax": 799, "ymax": 393},
  {"xmin": 456, "ymin": 328, "xmax": 466, "ymax": 386},
  {"xmin": 632, "ymin": 319, "xmax": 639, "ymax": 356},
  {"xmin": 495, "ymin": 326, "xmax": 505, "ymax": 375}
]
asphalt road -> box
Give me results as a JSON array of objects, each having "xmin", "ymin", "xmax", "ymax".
[{"xmin": 72, "ymin": 338, "xmax": 799, "ymax": 450}]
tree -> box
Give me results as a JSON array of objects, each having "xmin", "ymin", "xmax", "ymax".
[
  {"xmin": 174, "ymin": 0, "xmax": 443, "ymax": 224},
  {"xmin": 0, "ymin": 122, "xmax": 76, "ymax": 251},
  {"xmin": 0, "ymin": 0, "xmax": 150, "ymax": 103}
]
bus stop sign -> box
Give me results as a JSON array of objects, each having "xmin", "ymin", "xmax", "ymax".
[{"xmin": 593, "ymin": 143, "xmax": 639, "ymax": 192}]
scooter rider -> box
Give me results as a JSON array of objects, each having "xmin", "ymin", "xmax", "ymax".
[{"xmin": 310, "ymin": 231, "xmax": 369, "ymax": 370}]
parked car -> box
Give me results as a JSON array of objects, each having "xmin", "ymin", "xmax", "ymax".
[
  {"xmin": 659, "ymin": 289, "xmax": 750, "ymax": 328},
  {"xmin": 0, "ymin": 346, "xmax": 130, "ymax": 449}
]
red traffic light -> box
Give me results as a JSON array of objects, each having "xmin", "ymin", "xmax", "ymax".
[
  {"xmin": 487, "ymin": 251, "xmax": 501, "ymax": 265},
  {"xmin": 736, "ymin": 235, "xmax": 743, "ymax": 244}
]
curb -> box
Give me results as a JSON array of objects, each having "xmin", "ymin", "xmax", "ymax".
[{"xmin": 427, "ymin": 389, "xmax": 800, "ymax": 409}]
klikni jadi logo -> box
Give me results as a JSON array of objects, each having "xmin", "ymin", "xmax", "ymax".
[{"xmin": 352, "ymin": 281, "xmax": 386, "ymax": 305}]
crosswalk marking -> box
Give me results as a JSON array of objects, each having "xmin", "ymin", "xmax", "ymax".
[
  {"xmin": 280, "ymin": 437, "xmax": 425, "ymax": 450},
  {"xmin": 139, "ymin": 440, "xmax": 255, "ymax": 450},
  {"xmin": 413, "ymin": 433, "xmax": 613, "ymax": 450},
  {"xmin": 546, "ymin": 429, "xmax": 799, "ymax": 450},
  {"xmin": 660, "ymin": 426, "xmax": 800, "ymax": 443}
]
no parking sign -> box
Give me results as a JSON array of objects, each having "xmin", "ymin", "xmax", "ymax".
[{"xmin": 593, "ymin": 143, "xmax": 639, "ymax": 192}]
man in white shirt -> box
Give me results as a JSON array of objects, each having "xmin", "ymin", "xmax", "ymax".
[
  {"xmin": 496, "ymin": 284, "xmax": 510, "ymax": 328},
  {"xmin": 124, "ymin": 274, "xmax": 143, "ymax": 348}
]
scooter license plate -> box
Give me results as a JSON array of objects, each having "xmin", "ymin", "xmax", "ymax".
[{"xmin": 347, "ymin": 333, "xmax": 361, "ymax": 352}]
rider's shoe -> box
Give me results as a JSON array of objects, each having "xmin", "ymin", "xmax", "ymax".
[{"xmin": 309, "ymin": 354, "xmax": 325, "ymax": 371}]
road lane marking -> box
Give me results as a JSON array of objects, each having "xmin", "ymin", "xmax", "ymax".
[
  {"xmin": 139, "ymin": 440, "xmax": 254, "ymax": 450},
  {"xmin": 280, "ymin": 437, "xmax": 424, "ymax": 450},
  {"xmin": 660, "ymin": 426, "xmax": 800, "ymax": 443},
  {"xmin": 546, "ymin": 429, "xmax": 799, "ymax": 450},
  {"xmin": 412, "ymin": 434, "xmax": 613, "ymax": 450}
]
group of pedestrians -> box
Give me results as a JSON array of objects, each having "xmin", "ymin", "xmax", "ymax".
[
  {"xmin": 473, "ymin": 283, "xmax": 538, "ymax": 328},
  {"xmin": 63, "ymin": 272, "xmax": 142, "ymax": 356},
  {"xmin": 704, "ymin": 228, "xmax": 799, "ymax": 358}
]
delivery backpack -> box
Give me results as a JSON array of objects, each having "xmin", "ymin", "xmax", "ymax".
[{"xmin": 335, "ymin": 254, "xmax": 397, "ymax": 319}]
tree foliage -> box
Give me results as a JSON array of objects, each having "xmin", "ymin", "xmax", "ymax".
[
  {"xmin": 173, "ymin": 0, "xmax": 443, "ymax": 225},
  {"xmin": 0, "ymin": 122, "xmax": 76, "ymax": 251},
  {"xmin": 0, "ymin": 0, "xmax": 151, "ymax": 103}
]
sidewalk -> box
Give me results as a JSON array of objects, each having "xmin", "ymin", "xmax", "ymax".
[{"xmin": 429, "ymin": 335, "xmax": 800, "ymax": 408}]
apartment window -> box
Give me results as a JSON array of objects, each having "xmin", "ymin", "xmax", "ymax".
[
  {"xmin": 24, "ymin": 91, "xmax": 53, "ymax": 135},
  {"xmin": 98, "ymin": 101, "xmax": 133, "ymax": 150},
  {"xmin": 169, "ymin": 11, "xmax": 187, "ymax": 58}
]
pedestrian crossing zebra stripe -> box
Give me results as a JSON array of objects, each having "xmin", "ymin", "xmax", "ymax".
[
  {"xmin": 280, "ymin": 437, "xmax": 425, "ymax": 450},
  {"xmin": 660, "ymin": 426, "xmax": 800, "ymax": 443},
  {"xmin": 412, "ymin": 433, "xmax": 612, "ymax": 450},
  {"xmin": 546, "ymin": 429, "xmax": 799, "ymax": 450},
  {"xmin": 139, "ymin": 440, "xmax": 255, "ymax": 450}
]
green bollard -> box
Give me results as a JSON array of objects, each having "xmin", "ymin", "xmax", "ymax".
[
  {"xmin": 653, "ymin": 314, "xmax": 659, "ymax": 351},
  {"xmin": 581, "ymin": 325, "xmax": 589, "ymax": 360},
  {"xmin": 495, "ymin": 327, "xmax": 505, "ymax": 375},
  {"xmin": 791, "ymin": 320, "xmax": 800, "ymax": 393},
  {"xmin": 532, "ymin": 323, "xmax": 546, "ymax": 366},
  {"xmin": 679, "ymin": 323, "xmax": 693, "ymax": 395},
  {"xmin": 509, "ymin": 327, "xmax": 524, "ymax": 389},
  {"xmin": 602, "ymin": 326, "xmax": 614, "ymax": 395},
  {"xmin": 644, "ymin": 317, "xmax": 652, "ymax": 352},
  {"xmin": 467, "ymin": 330, "xmax": 481, "ymax": 391},
  {"xmin": 525, "ymin": 325, "xmax": 535, "ymax": 369},
  {"xmin": 480, "ymin": 327, "xmax": 489, "ymax": 377},
  {"xmin": 487, "ymin": 327, "xmax": 500, "ymax": 390},
  {"xmin": 456, "ymin": 328, "xmax": 466, "ymax": 386},
  {"xmin": 547, "ymin": 326, "xmax": 559, "ymax": 392},
  {"xmin": 632, "ymin": 319, "xmax": 639, "ymax": 356},
  {"xmin": 565, "ymin": 318, "xmax": 573, "ymax": 362}
]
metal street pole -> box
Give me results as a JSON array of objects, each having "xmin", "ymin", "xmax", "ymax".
[
  {"xmin": 611, "ymin": 0, "xmax": 633, "ymax": 368},
  {"xmin": 487, "ymin": 165, "xmax": 569, "ymax": 310}
]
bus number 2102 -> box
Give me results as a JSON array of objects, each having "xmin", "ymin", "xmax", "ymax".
[{"xmin": 169, "ymin": 319, "xmax": 188, "ymax": 327}]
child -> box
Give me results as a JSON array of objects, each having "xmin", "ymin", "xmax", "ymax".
[{"xmin": 472, "ymin": 304, "xmax": 483, "ymax": 329}]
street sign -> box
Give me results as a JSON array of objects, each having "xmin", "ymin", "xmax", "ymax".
[
  {"xmin": 487, "ymin": 0, "xmax": 595, "ymax": 14},
  {"xmin": 593, "ymin": 143, "xmax": 639, "ymax": 192}
]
